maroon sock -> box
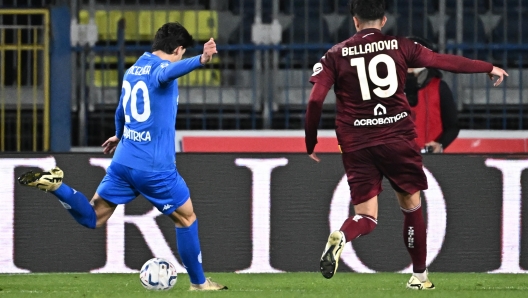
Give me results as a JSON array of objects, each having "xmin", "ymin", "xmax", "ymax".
[
  {"xmin": 402, "ymin": 204, "xmax": 427, "ymax": 273},
  {"xmin": 340, "ymin": 214, "xmax": 377, "ymax": 242}
]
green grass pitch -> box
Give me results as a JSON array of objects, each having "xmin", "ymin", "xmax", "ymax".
[{"xmin": 0, "ymin": 272, "xmax": 527, "ymax": 297}]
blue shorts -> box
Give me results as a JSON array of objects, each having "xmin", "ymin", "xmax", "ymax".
[{"xmin": 96, "ymin": 162, "xmax": 190, "ymax": 215}]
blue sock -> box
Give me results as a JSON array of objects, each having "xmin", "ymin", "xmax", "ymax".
[
  {"xmin": 51, "ymin": 183, "xmax": 96, "ymax": 229},
  {"xmin": 176, "ymin": 220, "xmax": 206, "ymax": 284}
]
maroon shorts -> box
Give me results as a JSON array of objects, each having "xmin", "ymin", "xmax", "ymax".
[{"xmin": 341, "ymin": 138, "xmax": 428, "ymax": 205}]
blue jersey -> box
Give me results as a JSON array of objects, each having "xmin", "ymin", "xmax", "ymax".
[{"xmin": 112, "ymin": 52, "xmax": 202, "ymax": 171}]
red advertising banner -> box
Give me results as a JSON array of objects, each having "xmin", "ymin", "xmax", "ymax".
[
  {"xmin": 178, "ymin": 130, "xmax": 528, "ymax": 153},
  {"xmin": 445, "ymin": 138, "xmax": 528, "ymax": 153},
  {"xmin": 181, "ymin": 136, "xmax": 340, "ymax": 153}
]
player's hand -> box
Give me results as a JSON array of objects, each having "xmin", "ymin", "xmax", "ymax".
[
  {"xmin": 102, "ymin": 136, "xmax": 120, "ymax": 154},
  {"xmin": 488, "ymin": 66, "xmax": 508, "ymax": 87},
  {"xmin": 425, "ymin": 141, "xmax": 443, "ymax": 153},
  {"xmin": 200, "ymin": 38, "xmax": 217, "ymax": 64},
  {"xmin": 309, "ymin": 153, "xmax": 321, "ymax": 163}
]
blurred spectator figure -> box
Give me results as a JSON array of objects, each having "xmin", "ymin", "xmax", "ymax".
[{"xmin": 405, "ymin": 36, "xmax": 460, "ymax": 153}]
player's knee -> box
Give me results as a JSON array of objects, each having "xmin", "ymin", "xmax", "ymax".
[
  {"xmin": 396, "ymin": 190, "xmax": 421, "ymax": 209},
  {"xmin": 176, "ymin": 214, "xmax": 196, "ymax": 227},
  {"xmin": 169, "ymin": 211, "xmax": 196, "ymax": 227},
  {"xmin": 90, "ymin": 195, "xmax": 116, "ymax": 229}
]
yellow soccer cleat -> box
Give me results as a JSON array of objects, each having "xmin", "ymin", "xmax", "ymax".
[
  {"xmin": 406, "ymin": 270, "xmax": 435, "ymax": 290},
  {"xmin": 189, "ymin": 277, "xmax": 228, "ymax": 291},
  {"xmin": 18, "ymin": 167, "xmax": 64, "ymax": 192},
  {"xmin": 320, "ymin": 230, "xmax": 345, "ymax": 279}
]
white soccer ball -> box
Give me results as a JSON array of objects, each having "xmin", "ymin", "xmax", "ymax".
[{"xmin": 139, "ymin": 258, "xmax": 178, "ymax": 290}]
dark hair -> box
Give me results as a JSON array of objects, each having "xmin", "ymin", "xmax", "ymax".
[
  {"xmin": 407, "ymin": 36, "xmax": 438, "ymax": 52},
  {"xmin": 151, "ymin": 22, "xmax": 194, "ymax": 54},
  {"xmin": 349, "ymin": 0, "xmax": 386, "ymax": 21}
]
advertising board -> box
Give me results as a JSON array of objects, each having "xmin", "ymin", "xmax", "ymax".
[{"xmin": 1, "ymin": 154, "xmax": 527, "ymax": 273}]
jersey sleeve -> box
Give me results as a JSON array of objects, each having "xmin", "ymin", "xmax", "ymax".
[
  {"xmin": 399, "ymin": 37, "xmax": 436, "ymax": 68},
  {"xmin": 115, "ymin": 95, "xmax": 125, "ymax": 139},
  {"xmin": 152, "ymin": 55, "xmax": 203, "ymax": 86},
  {"xmin": 400, "ymin": 37, "xmax": 493, "ymax": 73},
  {"xmin": 309, "ymin": 50, "xmax": 337, "ymax": 88},
  {"xmin": 305, "ymin": 83, "xmax": 331, "ymax": 154}
]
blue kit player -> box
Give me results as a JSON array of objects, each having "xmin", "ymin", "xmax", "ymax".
[{"xmin": 18, "ymin": 22, "xmax": 227, "ymax": 291}]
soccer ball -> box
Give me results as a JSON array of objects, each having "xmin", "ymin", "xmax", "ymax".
[{"xmin": 139, "ymin": 258, "xmax": 178, "ymax": 290}]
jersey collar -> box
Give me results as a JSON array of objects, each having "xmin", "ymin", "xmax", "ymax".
[{"xmin": 356, "ymin": 28, "xmax": 382, "ymax": 37}]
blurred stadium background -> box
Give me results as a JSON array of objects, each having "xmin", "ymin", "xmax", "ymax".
[{"xmin": 0, "ymin": 0, "xmax": 527, "ymax": 151}]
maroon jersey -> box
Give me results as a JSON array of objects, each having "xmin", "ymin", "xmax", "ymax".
[{"xmin": 308, "ymin": 28, "xmax": 492, "ymax": 153}]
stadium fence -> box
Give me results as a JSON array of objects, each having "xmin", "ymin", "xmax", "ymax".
[
  {"xmin": 0, "ymin": 8, "xmax": 50, "ymax": 151},
  {"xmin": 0, "ymin": 0, "xmax": 526, "ymax": 150}
]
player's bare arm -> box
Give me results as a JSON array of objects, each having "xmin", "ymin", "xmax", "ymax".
[
  {"xmin": 200, "ymin": 38, "xmax": 217, "ymax": 64},
  {"xmin": 102, "ymin": 135, "xmax": 120, "ymax": 155}
]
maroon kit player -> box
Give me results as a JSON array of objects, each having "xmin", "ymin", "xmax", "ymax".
[{"xmin": 305, "ymin": 0, "xmax": 508, "ymax": 289}]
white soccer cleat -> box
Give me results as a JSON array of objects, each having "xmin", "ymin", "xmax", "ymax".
[
  {"xmin": 17, "ymin": 167, "xmax": 64, "ymax": 192},
  {"xmin": 406, "ymin": 270, "xmax": 435, "ymax": 290},
  {"xmin": 320, "ymin": 230, "xmax": 345, "ymax": 279},
  {"xmin": 189, "ymin": 277, "xmax": 227, "ymax": 291}
]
